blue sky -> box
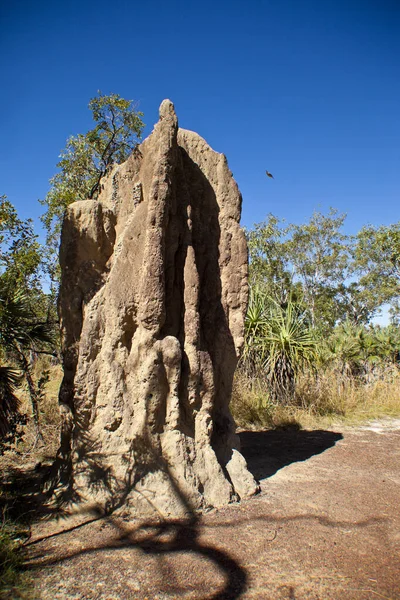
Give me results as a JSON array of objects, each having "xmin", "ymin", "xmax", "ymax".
[{"xmin": 1, "ymin": 0, "xmax": 399, "ymax": 236}]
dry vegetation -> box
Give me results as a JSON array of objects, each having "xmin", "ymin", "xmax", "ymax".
[
  {"xmin": 0, "ymin": 361, "xmax": 62, "ymax": 472},
  {"xmin": 0, "ymin": 360, "xmax": 62, "ymax": 599},
  {"xmin": 3, "ymin": 358, "xmax": 400, "ymax": 466},
  {"xmin": 232, "ymin": 365, "xmax": 400, "ymax": 431}
]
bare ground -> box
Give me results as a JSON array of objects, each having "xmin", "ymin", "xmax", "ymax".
[{"xmin": 8, "ymin": 421, "xmax": 400, "ymax": 599}]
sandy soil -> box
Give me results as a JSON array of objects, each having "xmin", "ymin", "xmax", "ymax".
[{"xmin": 21, "ymin": 422, "xmax": 400, "ymax": 599}]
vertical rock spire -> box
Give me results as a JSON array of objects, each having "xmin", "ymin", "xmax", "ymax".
[{"xmin": 56, "ymin": 100, "xmax": 259, "ymax": 517}]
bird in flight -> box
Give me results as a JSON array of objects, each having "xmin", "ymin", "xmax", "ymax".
[{"xmin": 266, "ymin": 170, "xmax": 274, "ymax": 179}]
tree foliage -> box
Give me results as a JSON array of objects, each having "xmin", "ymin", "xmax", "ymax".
[
  {"xmin": 246, "ymin": 215, "xmax": 294, "ymax": 303},
  {"xmin": 243, "ymin": 288, "xmax": 318, "ymax": 402},
  {"xmin": 286, "ymin": 209, "xmax": 349, "ymax": 328},
  {"xmin": 247, "ymin": 210, "xmax": 400, "ymax": 329},
  {"xmin": 41, "ymin": 92, "xmax": 145, "ymax": 246},
  {"xmin": 353, "ymin": 222, "xmax": 400, "ymax": 322},
  {"xmin": 245, "ymin": 210, "xmax": 400, "ymax": 401},
  {"xmin": 0, "ymin": 195, "xmax": 43, "ymax": 291},
  {"xmin": 0, "ymin": 197, "xmax": 56, "ymax": 445},
  {"xmin": 247, "ymin": 210, "xmax": 351, "ymax": 329}
]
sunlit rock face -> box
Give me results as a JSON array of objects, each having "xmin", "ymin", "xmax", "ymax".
[{"xmin": 57, "ymin": 99, "xmax": 259, "ymax": 517}]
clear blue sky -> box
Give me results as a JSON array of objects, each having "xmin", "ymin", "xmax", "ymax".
[{"xmin": 1, "ymin": 0, "xmax": 399, "ymax": 236}]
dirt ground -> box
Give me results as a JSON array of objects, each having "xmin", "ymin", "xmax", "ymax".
[{"xmin": 17, "ymin": 421, "xmax": 400, "ymax": 599}]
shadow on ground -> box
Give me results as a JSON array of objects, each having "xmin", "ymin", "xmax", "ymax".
[
  {"xmin": 239, "ymin": 428, "xmax": 343, "ymax": 481},
  {"xmin": 0, "ymin": 464, "xmax": 55, "ymax": 524},
  {"xmin": 1, "ymin": 427, "xmax": 343, "ymax": 599},
  {"xmin": 25, "ymin": 514, "xmax": 250, "ymax": 600}
]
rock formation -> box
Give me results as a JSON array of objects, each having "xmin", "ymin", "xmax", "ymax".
[{"xmin": 56, "ymin": 99, "xmax": 259, "ymax": 517}]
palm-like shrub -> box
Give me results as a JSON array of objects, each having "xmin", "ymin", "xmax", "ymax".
[
  {"xmin": 321, "ymin": 322, "xmax": 400, "ymax": 383},
  {"xmin": 0, "ymin": 284, "xmax": 53, "ymax": 441},
  {"xmin": 265, "ymin": 298, "xmax": 318, "ymax": 401},
  {"xmin": 374, "ymin": 326, "xmax": 400, "ymax": 365},
  {"xmin": 320, "ymin": 322, "xmax": 366, "ymax": 376},
  {"xmin": 243, "ymin": 288, "xmax": 318, "ymax": 402},
  {"xmin": 243, "ymin": 287, "xmax": 270, "ymax": 375},
  {"xmin": 0, "ymin": 366, "xmax": 21, "ymax": 437}
]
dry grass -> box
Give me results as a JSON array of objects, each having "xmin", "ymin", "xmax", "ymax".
[
  {"xmin": 24, "ymin": 362, "xmax": 62, "ymax": 460},
  {"xmin": 231, "ymin": 371, "xmax": 304, "ymax": 430},
  {"xmin": 0, "ymin": 360, "xmax": 63, "ymax": 470},
  {"xmin": 0, "ymin": 510, "xmax": 33, "ymax": 600},
  {"xmin": 232, "ymin": 365, "xmax": 400, "ymax": 430},
  {"xmin": 3, "ymin": 359, "xmax": 400, "ymax": 468}
]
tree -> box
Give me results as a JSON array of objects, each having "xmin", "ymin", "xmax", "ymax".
[
  {"xmin": 246, "ymin": 214, "xmax": 302, "ymax": 304},
  {"xmin": 41, "ymin": 92, "xmax": 145, "ymax": 248},
  {"xmin": 0, "ymin": 194, "xmax": 55, "ymax": 335},
  {"xmin": 334, "ymin": 282, "xmax": 379, "ymax": 326},
  {"xmin": 286, "ymin": 209, "xmax": 350, "ymax": 329},
  {"xmin": 353, "ymin": 223, "xmax": 400, "ymax": 322},
  {"xmin": 0, "ymin": 195, "xmax": 43, "ymax": 292},
  {"xmin": 0, "ymin": 196, "xmax": 56, "ymax": 444},
  {"xmin": 247, "ymin": 210, "xmax": 351, "ymax": 331}
]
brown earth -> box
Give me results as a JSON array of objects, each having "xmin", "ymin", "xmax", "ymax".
[{"xmin": 16, "ymin": 422, "xmax": 400, "ymax": 599}]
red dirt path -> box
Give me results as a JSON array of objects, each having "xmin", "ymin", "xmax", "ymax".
[{"xmin": 25, "ymin": 423, "xmax": 400, "ymax": 599}]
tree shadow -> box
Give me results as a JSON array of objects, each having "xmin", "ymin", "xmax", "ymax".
[
  {"xmin": 0, "ymin": 463, "xmax": 59, "ymax": 524},
  {"xmin": 0, "ymin": 427, "xmax": 344, "ymax": 594},
  {"xmin": 0, "ymin": 434, "xmax": 249, "ymax": 599},
  {"xmin": 25, "ymin": 513, "xmax": 247, "ymax": 600},
  {"xmin": 23, "ymin": 498, "xmax": 388, "ymax": 600},
  {"xmin": 2, "ymin": 426, "xmax": 344, "ymax": 599},
  {"xmin": 9, "ymin": 416, "xmax": 248, "ymax": 599},
  {"xmin": 238, "ymin": 429, "xmax": 343, "ymax": 481}
]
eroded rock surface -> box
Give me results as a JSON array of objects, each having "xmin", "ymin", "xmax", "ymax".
[{"xmin": 57, "ymin": 99, "xmax": 259, "ymax": 517}]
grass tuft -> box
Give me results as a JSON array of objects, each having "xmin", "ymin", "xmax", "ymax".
[
  {"xmin": 0, "ymin": 511, "xmax": 32, "ymax": 599},
  {"xmin": 232, "ymin": 365, "xmax": 400, "ymax": 430}
]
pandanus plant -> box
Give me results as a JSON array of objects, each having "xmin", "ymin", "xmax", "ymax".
[
  {"xmin": 320, "ymin": 322, "xmax": 369, "ymax": 377},
  {"xmin": 0, "ymin": 284, "xmax": 53, "ymax": 442},
  {"xmin": 374, "ymin": 325, "xmax": 400, "ymax": 365},
  {"xmin": 243, "ymin": 287, "xmax": 318, "ymax": 403}
]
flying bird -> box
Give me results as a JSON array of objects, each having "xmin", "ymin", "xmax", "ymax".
[{"xmin": 266, "ymin": 170, "xmax": 274, "ymax": 179}]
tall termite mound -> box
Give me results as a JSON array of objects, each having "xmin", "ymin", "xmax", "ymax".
[{"xmin": 57, "ymin": 100, "xmax": 259, "ymax": 517}]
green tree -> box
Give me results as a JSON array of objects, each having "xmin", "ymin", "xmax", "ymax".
[
  {"xmin": 353, "ymin": 222, "xmax": 400, "ymax": 322},
  {"xmin": 334, "ymin": 282, "xmax": 378, "ymax": 326},
  {"xmin": 0, "ymin": 195, "xmax": 56, "ymax": 336},
  {"xmin": 287, "ymin": 209, "xmax": 350, "ymax": 329},
  {"xmin": 0, "ymin": 197, "xmax": 56, "ymax": 443},
  {"xmin": 247, "ymin": 210, "xmax": 351, "ymax": 331},
  {"xmin": 41, "ymin": 92, "xmax": 145, "ymax": 248},
  {"xmin": 246, "ymin": 214, "xmax": 302, "ymax": 304},
  {"xmin": 0, "ymin": 195, "xmax": 43, "ymax": 291}
]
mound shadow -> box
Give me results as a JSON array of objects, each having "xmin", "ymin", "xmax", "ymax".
[{"xmin": 238, "ymin": 428, "xmax": 343, "ymax": 481}]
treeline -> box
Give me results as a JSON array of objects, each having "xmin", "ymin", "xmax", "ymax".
[
  {"xmin": 247, "ymin": 210, "xmax": 400, "ymax": 329},
  {"xmin": 238, "ymin": 210, "xmax": 400, "ymax": 415}
]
